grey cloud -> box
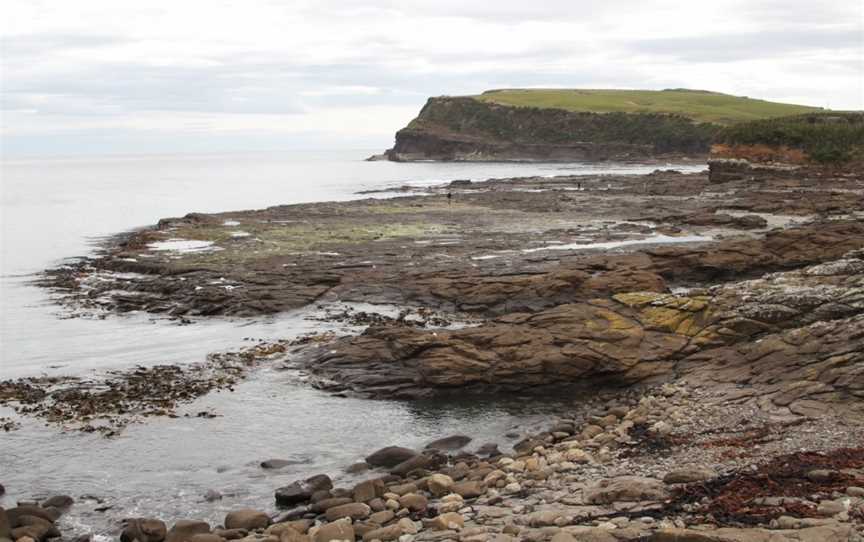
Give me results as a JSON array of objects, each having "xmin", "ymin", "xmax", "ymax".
[{"xmin": 628, "ymin": 28, "xmax": 862, "ymax": 63}]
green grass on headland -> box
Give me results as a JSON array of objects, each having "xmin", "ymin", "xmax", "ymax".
[{"xmin": 475, "ymin": 89, "xmax": 821, "ymax": 125}]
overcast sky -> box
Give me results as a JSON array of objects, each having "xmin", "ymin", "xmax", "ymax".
[{"xmin": 1, "ymin": 0, "xmax": 862, "ymax": 156}]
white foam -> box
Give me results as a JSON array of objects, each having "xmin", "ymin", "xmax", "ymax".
[{"xmin": 222, "ymin": 220, "xmax": 241, "ymax": 226}]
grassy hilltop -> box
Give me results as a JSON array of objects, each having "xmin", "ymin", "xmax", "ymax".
[{"xmin": 475, "ymin": 89, "xmax": 820, "ymax": 125}]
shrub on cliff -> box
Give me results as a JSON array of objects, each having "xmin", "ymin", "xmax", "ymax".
[{"xmin": 718, "ymin": 112, "xmax": 864, "ymax": 164}]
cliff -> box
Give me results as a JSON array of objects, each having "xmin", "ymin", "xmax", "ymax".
[
  {"xmin": 708, "ymin": 112, "xmax": 864, "ymax": 182},
  {"xmin": 377, "ymin": 89, "xmax": 821, "ymax": 162}
]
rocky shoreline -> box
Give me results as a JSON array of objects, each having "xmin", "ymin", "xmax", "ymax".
[{"xmin": 4, "ymin": 163, "xmax": 864, "ymax": 541}]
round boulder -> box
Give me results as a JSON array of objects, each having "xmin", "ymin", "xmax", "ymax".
[
  {"xmin": 424, "ymin": 435, "xmax": 472, "ymax": 451},
  {"xmin": 365, "ymin": 446, "xmax": 417, "ymax": 468},
  {"xmin": 224, "ymin": 509, "xmax": 270, "ymax": 531},
  {"xmin": 121, "ymin": 518, "xmax": 168, "ymax": 542}
]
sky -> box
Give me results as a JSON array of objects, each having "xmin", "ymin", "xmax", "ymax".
[{"xmin": 1, "ymin": 0, "xmax": 862, "ymax": 156}]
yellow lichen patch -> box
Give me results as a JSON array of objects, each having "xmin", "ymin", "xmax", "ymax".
[{"xmin": 613, "ymin": 292, "xmax": 715, "ymax": 337}]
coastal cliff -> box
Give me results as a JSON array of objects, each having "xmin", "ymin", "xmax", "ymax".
[
  {"xmin": 377, "ymin": 89, "xmax": 820, "ymax": 162},
  {"xmin": 708, "ymin": 111, "xmax": 864, "ymax": 182}
]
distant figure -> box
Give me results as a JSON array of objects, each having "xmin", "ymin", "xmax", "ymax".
[
  {"xmin": 447, "ymin": 191, "xmax": 452, "ymax": 205},
  {"xmin": 577, "ymin": 182, "xmax": 582, "ymax": 191}
]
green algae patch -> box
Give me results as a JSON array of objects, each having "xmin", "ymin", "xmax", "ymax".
[{"xmin": 172, "ymin": 221, "xmax": 453, "ymax": 265}]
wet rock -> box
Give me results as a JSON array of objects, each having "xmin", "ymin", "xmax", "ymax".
[
  {"xmin": 324, "ymin": 502, "xmax": 371, "ymax": 521},
  {"xmin": 663, "ymin": 467, "xmax": 716, "ymax": 484},
  {"xmin": 365, "ymin": 446, "xmax": 418, "ymax": 468},
  {"xmin": 6, "ymin": 507, "xmax": 59, "ymax": 525},
  {"xmin": 18, "ymin": 515, "xmax": 60, "ymax": 538},
  {"xmin": 164, "ymin": 520, "xmax": 210, "ymax": 542},
  {"xmin": 224, "ymin": 510, "xmax": 270, "ymax": 531},
  {"xmin": 345, "ymin": 463, "xmax": 369, "ymax": 475},
  {"xmin": 261, "ymin": 459, "xmax": 297, "ymax": 470},
  {"xmin": 275, "ymin": 475, "xmax": 333, "ymax": 507},
  {"xmin": 11, "ymin": 525, "xmax": 51, "ymax": 542},
  {"xmin": 584, "ymin": 477, "xmax": 670, "ymax": 504},
  {"xmin": 424, "ymin": 435, "xmax": 472, "ymax": 451},
  {"xmin": 390, "ymin": 454, "xmax": 434, "ymax": 476},
  {"xmin": 0, "ymin": 508, "xmax": 11, "ymax": 541},
  {"xmin": 203, "ymin": 490, "xmax": 222, "ymax": 502},
  {"xmin": 311, "ymin": 520, "xmax": 353, "ymax": 542},
  {"xmin": 310, "ymin": 498, "xmax": 353, "ymax": 513},
  {"xmin": 121, "ymin": 519, "xmax": 168, "ymax": 542},
  {"xmin": 475, "ymin": 443, "xmax": 500, "ymax": 457},
  {"xmin": 39, "ymin": 497, "xmax": 72, "ymax": 510}
]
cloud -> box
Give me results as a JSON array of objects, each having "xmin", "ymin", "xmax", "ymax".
[{"xmin": 1, "ymin": 0, "xmax": 862, "ymax": 155}]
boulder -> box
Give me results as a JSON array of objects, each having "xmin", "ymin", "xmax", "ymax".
[
  {"xmin": 261, "ymin": 459, "xmax": 296, "ymax": 470},
  {"xmin": 18, "ymin": 515, "xmax": 60, "ymax": 538},
  {"xmin": 164, "ymin": 520, "xmax": 210, "ymax": 542},
  {"xmin": 324, "ymin": 503, "xmax": 371, "ymax": 522},
  {"xmin": 266, "ymin": 520, "xmax": 312, "ymax": 536},
  {"xmin": 0, "ymin": 508, "xmax": 10, "ymax": 541},
  {"xmin": 584, "ymin": 477, "xmax": 670, "ymax": 504},
  {"xmin": 361, "ymin": 524, "xmax": 402, "ymax": 542},
  {"xmin": 275, "ymin": 475, "xmax": 333, "ymax": 507},
  {"xmin": 6, "ymin": 507, "xmax": 58, "ymax": 525},
  {"xmin": 311, "ymin": 520, "xmax": 354, "ymax": 542},
  {"xmin": 211, "ymin": 529, "xmax": 246, "ymax": 540},
  {"xmin": 365, "ymin": 447, "xmax": 417, "ymax": 468},
  {"xmin": 451, "ymin": 481, "xmax": 484, "ymax": 499},
  {"xmin": 224, "ymin": 510, "xmax": 270, "ymax": 531},
  {"xmin": 352, "ymin": 480, "xmax": 384, "ymax": 503},
  {"xmin": 397, "ymin": 493, "xmax": 428, "ymax": 513},
  {"xmin": 186, "ymin": 535, "xmax": 223, "ymax": 542},
  {"xmin": 426, "ymin": 512, "xmax": 464, "ymax": 531},
  {"xmin": 386, "ymin": 483, "xmax": 417, "ymax": 496},
  {"xmin": 11, "ymin": 525, "xmax": 51, "ymax": 542},
  {"xmin": 279, "ymin": 528, "xmax": 309, "ymax": 542},
  {"xmin": 121, "ymin": 519, "xmax": 168, "ymax": 542},
  {"xmin": 311, "ymin": 498, "xmax": 353, "ymax": 513},
  {"xmin": 427, "ymin": 474, "xmax": 454, "ymax": 497},
  {"xmin": 39, "ymin": 497, "xmax": 73, "ymax": 510},
  {"xmin": 389, "ymin": 454, "xmax": 432, "ymax": 476},
  {"xmin": 368, "ymin": 510, "xmax": 395, "ymax": 525},
  {"xmin": 475, "ymin": 443, "xmax": 500, "ymax": 457},
  {"xmin": 424, "ymin": 435, "xmax": 472, "ymax": 451}
]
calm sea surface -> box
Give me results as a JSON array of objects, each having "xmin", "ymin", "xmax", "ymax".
[{"xmin": 0, "ymin": 150, "xmax": 703, "ymax": 535}]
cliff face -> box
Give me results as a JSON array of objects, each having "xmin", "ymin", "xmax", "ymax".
[
  {"xmin": 381, "ymin": 97, "xmax": 718, "ymax": 162},
  {"xmin": 707, "ymin": 112, "xmax": 864, "ymax": 182}
]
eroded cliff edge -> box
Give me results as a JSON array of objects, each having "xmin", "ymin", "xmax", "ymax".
[{"xmin": 378, "ymin": 96, "xmax": 717, "ymax": 162}]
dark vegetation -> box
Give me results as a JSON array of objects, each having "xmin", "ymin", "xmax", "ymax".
[
  {"xmin": 718, "ymin": 112, "xmax": 864, "ymax": 163},
  {"xmin": 406, "ymin": 97, "xmax": 719, "ymax": 154}
]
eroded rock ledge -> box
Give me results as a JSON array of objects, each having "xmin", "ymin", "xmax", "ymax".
[{"xmin": 299, "ymin": 245, "xmax": 864, "ymax": 408}]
